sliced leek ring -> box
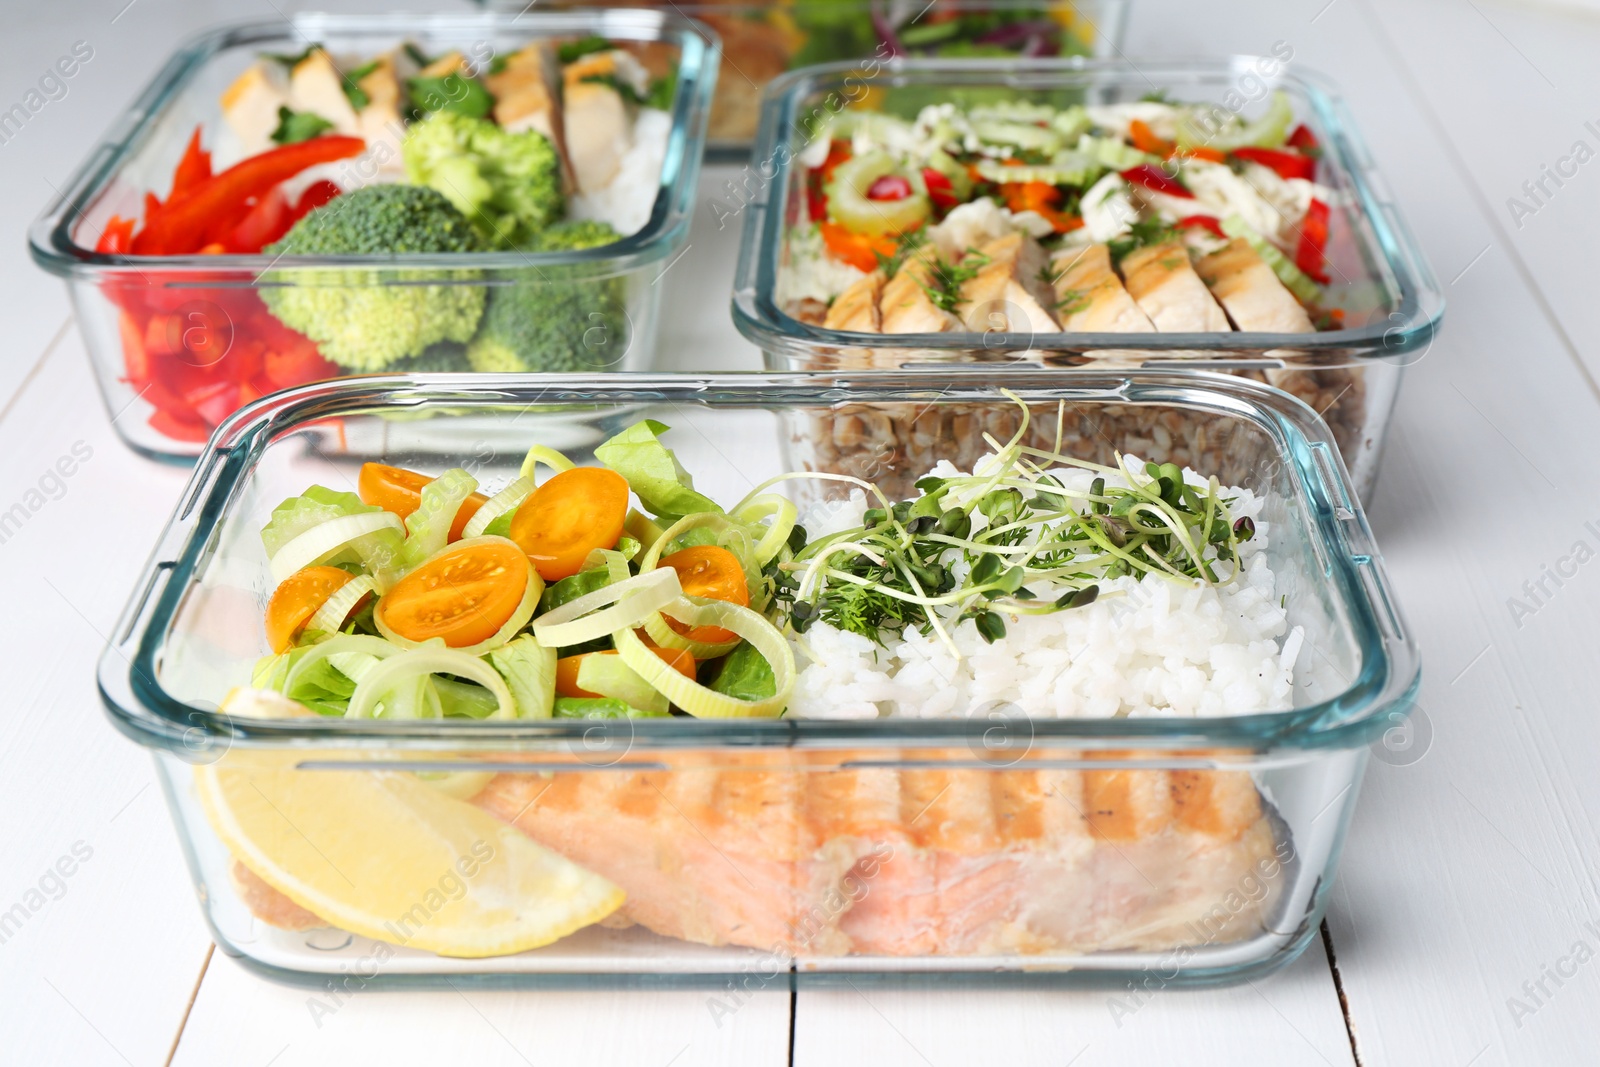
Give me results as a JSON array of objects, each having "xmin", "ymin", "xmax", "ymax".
[
  {"xmin": 461, "ymin": 476, "xmax": 536, "ymax": 540},
  {"xmin": 282, "ymin": 634, "xmax": 404, "ymax": 699},
  {"xmin": 519, "ymin": 445, "xmax": 576, "ymax": 481},
  {"xmin": 531, "ymin": 567, "xmax": 682, "ymax": 649},
  {"xmin": 308, "ymin": 575, "xmax": 376, "ymax": 636},
  {"xmin": 614, "ymin": 597, "xmax": 794, "ymax": 719},
  {"xmin": 269, "ymin": 512, "xmax": 404, "ymax": 583},
  {"xmin": 732, "ymin": 494, "xmax": 798, "ymax": 566},
  {"xmin": 347, "ymin": 647, "xmax": 517, "ymax": 721},
  {"xmin": 640, "ymin": 610, "xmax": 740, "ymax": 659},
  {"xmin": 372, "ymin": 540, "xmax": 543, "ymax": 658}
]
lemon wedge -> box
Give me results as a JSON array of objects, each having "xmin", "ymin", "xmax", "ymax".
[{"xmin": 195, "ymin": 717, "xmax": 623, "ymax": 958}]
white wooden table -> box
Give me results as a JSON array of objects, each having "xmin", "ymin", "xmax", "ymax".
[{"xmin": 5, "ymin": 0, "xmax": 1600, "ymax": 1062}]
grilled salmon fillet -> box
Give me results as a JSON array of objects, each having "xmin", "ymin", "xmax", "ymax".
[
  {"xmin": 880, "ymin": 247, "xmax": 963, "ymax": 334},
  {"xmin": 1120, "ymin": 241, "xmax": 1233, "ymax": 332},
  {"xmin": 824, "ymin": 272, "xmax": 885, "ymax": 333},
  {"xmin": 1194, "ymin": 238, "xmax": 1314, "ymax": 334},
  {"xmin": 956, "ymin": 232, "xmax": 1062, "ymax": 335},
  {"xmin": 1050, "ymin": 244, "xmax": 1156, "ymax": 332}
]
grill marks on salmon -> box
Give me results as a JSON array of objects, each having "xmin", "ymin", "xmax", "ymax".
[
  {"xmin": 1194, "ymin": 237, "xmax": 1314, "ymax": 334},
  {"xmin": 469, "ymin": 759, "xmax": 1282, "ymax": 957},
  {"xmin": 1049, "ymin": 244, "xmax": 1156, "ymax": 333},
  {"xmin": 1120, "ymin": 240, "xmax": 1233, "ymax": 332}
]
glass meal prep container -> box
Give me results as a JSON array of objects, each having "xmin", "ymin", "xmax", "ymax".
[
  {"xmin": 732, "ymin": 57, "xmax": 1445, "ymax": 500},
  {"xmin": 100, "ymin": 370, "xmax": 1417, "ymax": 987},
  {"xmin": 520, "ymin": 0, "xmax": 1127, "ymax": 157},
  {"xmin": 28, "ymin": 10, "xmax": 718, "ymax": 463}
]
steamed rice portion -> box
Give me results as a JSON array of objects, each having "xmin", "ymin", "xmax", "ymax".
[{"xmin": 787, "ymin": 461, "xmax": 1301, "ymax": 720}]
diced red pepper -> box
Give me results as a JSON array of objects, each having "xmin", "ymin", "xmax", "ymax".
[
  {"xmin": 806, "ymin": 142, "xmax": 853, "ymax": 223},
  {"xmin": 1120, "ymin": 164, "xmax": 1193, "ymax": 199},
  {"xmin": 144, "ymin": 192, "xmax": 163, "ymax": 220},
  {"xmin": 227, "ymin": 189, "xmax": 291, "ymax": 254},
  {"xmin": 922, "ymin": 167, "xmax": 960, "ymax": 211},
  {"xmin": 866, "ymin": 174, "xmax": 913, "ymax": 201},
  {"xmin": 1128, "ymin": 119, "xmax": 1174, "ymax": 157},
  {"xmin": 1176, "ymin": 214, "xmax": 1226, "ymax": 238},
  {"xmin": 118, "ymin": 310, "xmax": 150, "ymax": 382},
  {"xmin": 1296, "ymin": 199, "xmax": 1331, "ymax": 284},
  {"xmin": 96, "ymin": 215, "xmax": 136, "ymax": 254},
  {"xmin": 1287, "ymin": 124, "xmax": 1321, "ymax": 157},
  {"xmin": 171, "ymin": 126, "xmax": 214, "ymax": 199},
  {"xmin": 1231, "ymin": 147, "xmax": 1315, "ymax": 182},
  {"xmin": 132, "ymin": 135, "xmax": 364, "ymax": 255},
  {"xmin": 291, "ymin": 180, "xmax": 341, "ymax": 221},
  {"xmin": 147, "ymin": 409, "xmax": 213, "ymax": 443}
]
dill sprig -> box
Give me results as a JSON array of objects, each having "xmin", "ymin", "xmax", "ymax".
[{"xmin": 918, "ymin": 247, "xmax": 991, "ymax": 313}]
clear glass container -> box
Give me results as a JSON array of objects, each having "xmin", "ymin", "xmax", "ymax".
[
  {"xmin": 523, "ymin": 0, "xmax": 1129, "ymax": 157},
  {"xmin": 28, "ymin": 11, "xmax": 718, "ymax": 462},
  {"xmin": 101, "ymin": 371, "xmax": 1417, "ymax": 987},
  {"xmin": 732, "ymin": 57, "xmax": 1446, "ymax": 499}
]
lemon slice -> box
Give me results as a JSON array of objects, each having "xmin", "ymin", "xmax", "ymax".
[{"xmin": 195, "ymin": 716, "xmax": 623, "ymax": 958}]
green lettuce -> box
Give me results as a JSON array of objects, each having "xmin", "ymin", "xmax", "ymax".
[
  {"xmin": 486, "ymin": 634, "xmax": 557, "ymax": 719},
  {"xmin": 260, "ymin": 486, "xmax": 381, "ymax": 557},
  {"xmin": 595, "ymin": 420, "xmax": 721, "ymax": 520},
  {"xmin": 553, "ymin": 696, "xmax": 668, "ymax": 720},
  {"xmin": 705, "ymin": 641, "xmax": 776, "ymax": 703}
]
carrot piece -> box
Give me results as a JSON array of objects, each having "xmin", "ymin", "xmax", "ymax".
[
  {"xmin": 1128, "ymin": 118, "xmax": 1174, "ymax": 156},
  {"xmin": 819, "ymin": 220, "xmax": 898, "ymax": 273}
]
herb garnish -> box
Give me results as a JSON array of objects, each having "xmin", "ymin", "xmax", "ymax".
[
  {"xmin": 918, "ymin": 247, "xmax": 990, "ymax": 313},
  {"xmin": 340, "ymin": 59, "xmax": 380, "ymax": 112},
  {"xmin": 1108, "ymin": 217, "xmax": 1177, "ymax": 265},
  {"xmin": 874, "ymin": 227, "xmax": 928, "ymax": 278},
  {"xmin": 559, "ymin": 35, "xmax": 614, "ymax": 64},
  {"xmin": 270, "ymin": 106, "xmax": 333, "ymax": 146}
]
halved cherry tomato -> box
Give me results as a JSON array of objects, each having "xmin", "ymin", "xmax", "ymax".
[
  {"xmin": 818, "ymin": 221, "xmax": 900, "ymax": 273},
  {"xmin": 1175, "ymin": 214, "xmax": 1226, "ymax": 238},
  {"xmin": 1231, "ymin": 146, "xmax": 1314, "ymax": 182},
  {"xmin": 265, "ymin": 565, "xmax": 356, "ymax": 652},
  {"xmin": 555, "ymin": 647, "xmax": 696, "ymax": 699},
  {"xmin": 376, "ymin": 539, "xmax": 531, "ymax": 648},
  {"xmin": 508, "ymin": 467, "xmax": 629, "ymax": 581},
  {"xmin": 1127, "ymin": 118, "xmax": 1174, "ymax": 157},
  {"xmin": 657, "ymin": 545, "xmax": 750, "ymax": 644},
  {"xmin": 866, "ymin": 174, "xmax": 913, "ymax": 201},
  {"xmin": 359, "ymin": 463, "xmax": 488, "ymax": 542},
  {"xmin": 921, "ymin": 168, "xmax": 960, "ymax": 211},
  {"xmin": 1120, "ymin": 164, "xmax": 1193, "ymax": 199}
]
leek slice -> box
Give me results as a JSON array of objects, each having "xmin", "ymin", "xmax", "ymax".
[
  {"xmin": 399, "ymin": 468, "xmax": 478, "ymax": 572},
  {"xmin": 614, "ymin": 598, "xmax": 794, "ymax": 719},
  {"xmin": 731, "ymin": 495, "xmax": 798, "ymax": 566},
  {"xmin": 373, "ymin": 538, "xmax": 543, "ymax": 657},
  {"xmin": 308, "ymin": 575, "xmax": 376, "ymax": 636},
  {"xmin": 532, "ymin": 567, "xmax": 682, "ymax": 648},
  {"xmin": 461, "ymin": 476, "xmax": 535, "ymax": 540},
  {"xmin": 268, "ymin": 512, "xmax": 404, "ymax": 582},
  {"xmin": 281, "ymin": 634, "xmax": 403, "ymax": 703},
  {"xmin": 347, "ymin": 647, "xmax": 517, "ymax": 721},
  {"xmin": 575, "ymin": 655, "xmax": 669, "ymax": 715},
  {"xmin": 519, "ymin": 444, "xmax": 575, "ymax": 481},
  {"xmin": 486, "ymin": 634, "xmax": 558, "ymax": 719}
]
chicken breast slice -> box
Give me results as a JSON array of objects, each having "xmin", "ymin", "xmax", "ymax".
[
  {"xmin": 1048, "ymin": 244, "xmax": 1155, "ymax": 332},
  {"xmin": 221, "ymin": 60, "xmax": 290, "ymax": 156},
  {"xmin": 824, "ymin": 272, "xmax": 884, "ymax": 332},
  {"xmin": 880, "ymin": 247, "xmax": 962, "ymax": 334},
  {"xmin": 354, "ymin": 53, "xmax": 406, "ymax": 173},
  {"xmin": 1119, "ymin": 240, "xmax": 1232, "ymax": 333},
  {"xmin": 956, "ymin": 232, "xmax": 1062, "ymax": 335},
  {"xmin": 487, "ymin": 41, "xmax": 575, "ymax": 192},
  {"xmin": 1193, "ymin": 238, "xmax": 1314, "ymax": 333},
  {"xmin": 289, "ymin": 48, "xmax": 362, "ymax": 137}
]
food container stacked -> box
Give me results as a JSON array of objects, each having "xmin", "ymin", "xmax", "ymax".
[
  {"xmin": 29, "ymin": 11, "xmax": 718, "ymax": 461},
  {"xmin": 103, "ymin": 373, "xmax": 1417, "ymax": 985},
  {"xmin": 533, "ymin": 0, "xmax": 1129, "ymax": 156},
  {"xmin": 732, "ymin": 57, "xmax": 1445, "ymax": 498}
]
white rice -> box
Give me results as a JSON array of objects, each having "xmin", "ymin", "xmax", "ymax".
[
  {"xmin": 570, "ymin": 107, "xmax": 672, "ymax": 238},
  {"xmin": 786, "ymin": 460, "xmax": 1301, "ymax": 720}
]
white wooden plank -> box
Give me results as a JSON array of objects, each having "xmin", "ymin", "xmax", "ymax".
[
  {"xmin": 795, "ymin": 938, "xmax": 1353, "ymax": 1067},
  {"xmin": 172, "ymin": 950, "xmax": 791, "ymax": 1067}
]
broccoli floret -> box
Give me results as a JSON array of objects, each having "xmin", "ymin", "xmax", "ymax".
[
  {"xmin": 387, "ymin": 342, "xmax": 473, "ymax": 374},
  {"xmin": 403, "ymin": 111, "xmax": 565, "ymax": 248},
  {"xmin": 262, "ymin": 185, "xmax": 487, "ymax": 371},
  {"xmin": 465, "ymin": 221, "xmax": 631, "ymax": 372}
]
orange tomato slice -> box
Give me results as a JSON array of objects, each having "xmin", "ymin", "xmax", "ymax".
[
  {"xmin": 555, "ymin": 648, "xmax": 696, "ymax": 700},
  {"xmin": 508, "ymin": 467, "xmax": 630, "ymax": 582},
  {"xmin": 359, "ymin": 462, "xmax": 487, "ymax": 542},
  {"xmin": 264, "ymin": 566, "xmax": 356, "ymax": 653},
  {"xmin": 375, "ymin": 539, "xmax": 531, "ymax": 648},
  {"xmin": 657, "ymin": 545, "xmax": 749, "ymax": 645}
]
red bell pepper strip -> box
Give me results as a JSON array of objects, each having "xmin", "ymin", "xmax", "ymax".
[
  {"xmin": 1287, "ymin": 123, "xmax": 1321, "ymax": 158},
  {"xmin": 170, "ymin": 126, "xmax": 214, "ymax": 199},
  {"xmin": 132, "ymin": 135, "xmax": 363, "ymax": 255},
  {"xmin": 1175, "ymin": 214, "xmax": 1226, "ymax": 238},
  {"xmin": 96, "ymin": 215, "xmax": 136, "ymax": 254},
  {"xmin": 922, "ymin": 167, "xmax": 960, "ymax": 210},
  {"xmin": 1231, "ymin": 146, "xmax": 1315, "ymax": 182},
  {"xmin": 1120, "ymin": 164, "xmax": 1193, "ymax": 199},
  {"xmin": 292, "ymin": 179, "xmax": 341, "ymax": 220},
  {"xmin": 1296, "ymin": 199, "xmax": 1331, "ymax": 284},
  {"xmin": 226, "ymin": 189, "xmax": 291, "ymax": 254}
]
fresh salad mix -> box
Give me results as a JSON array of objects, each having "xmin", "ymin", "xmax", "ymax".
[
  {"xmin": 783, "ymin": 91, "xmax": 1345, "ymax": 337},
  {"xmin": 95, "ymin": 36, "xmax": 676, "ymax": 442},
  {"xmin": 249, "ymin": 404, "xmax": 1282, "ymax": 725}
]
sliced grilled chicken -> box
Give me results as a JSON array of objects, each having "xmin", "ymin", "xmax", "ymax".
[
  {"xmin": 288, "ymin": 48, "xmax": 361, "ymax": 137},
  {"xmin": 1193, "ymin": 238, "xmax": 1314, "ymax": 334},
  {"xmin": 486, "ymin": 41, "xmax": 574, "ymax": 192},
  {"xmin": 220, "ymin": 60, "xmax": 290, "ymax": 155},
  {"xmin": 1048, "ymin": 244, "xmax": 1155, "ymax": 332},
  {"xmin": 417, "ymin": 50, "xmax": 468, "ymax": 79},
  {"xmin": 1119, "ymin": 240, "xmax": 1232, "ymax": 333},
  {"xmin": 956, "ymin": 232, "xmax": 1061, "ymax": 335},
  {"xmin": 824, "ymin": 272, "xmax": 884, "ymax": 332},
  {"xmin": 354, "ymin": 52, "xmax": 406, "ymax": 172},
  {"xmin": 880, "ymin": 247, "xmax": 962, "ymax": 334}
]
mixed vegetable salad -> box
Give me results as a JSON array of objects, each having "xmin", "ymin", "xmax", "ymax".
[
  {"xmin": 250, "ymin": 405, "xmax": 1259, "ymax": 723},
  {"xmin": 784, "ymin": 90, "xmax": 1344, "ymax": 335},
  {"xmin": 95, "ymin": 35, "xmax": 675, "ymax": 442}
]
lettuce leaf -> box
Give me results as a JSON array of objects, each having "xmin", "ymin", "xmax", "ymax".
[
  {"xmin": 553, "ymin": 696, "xmax": 668, "ymax": 720},
  {"xmin": 705, "ymin": 641, "xmax": 776, "ymax": 702},
  {"xmin": 486, "ymin": 634, "xmax": 557, "ymax": 719},
  {"xmin": 398, "ymin": 467, "xmax": 478, "ymax": 571},
  {"xmin": 261, "ymin": 486, "xmax": 381, "ymax": 557},
  {"xmin": 595, "ymin": 420, "xmax": 721, "ymax": 520}
]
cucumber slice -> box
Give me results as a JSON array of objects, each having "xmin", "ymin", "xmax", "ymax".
[
  {"xmin": 974, "ymin": 152, "xmax": 1102, "ymax": 188},
  {"xmin": 1076, "ymin": 135, "xmax": 1160, "ymax": 171},
  {"xmin": 1176, "ymin": 91, "xmax": 1294, "ymax": 152},
  {"xmin": 1220, "ymin": 215, "xmax": 1322, "ymax": 304},
  {"xmin": 827, "ymin": 152, "xmax": 931, "ymax": 237},
  {"xmin": 973, "ymin": 118, "xmax": 1063, "ymax": 155}
]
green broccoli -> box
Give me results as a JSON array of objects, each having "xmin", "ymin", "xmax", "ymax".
[
  {"xmin": 465, "ymin": 220, "xmax": 631, "ymax": 373},
  {"xmin": 387, "ymin": 342, "xmax": 473, "ymax": 373},
  {"xmin": 403, "ymin": 111, "xmax": 564, "ymax": 249},
  {"xmin": 262, "ymin": 185, "xmax": 487, "ymax": 371}
]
